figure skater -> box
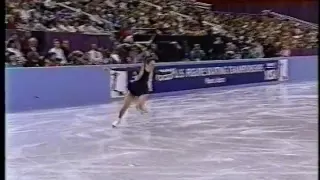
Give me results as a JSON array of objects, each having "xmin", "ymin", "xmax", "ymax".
[{"xmin": 112, "ymin": 57, "xmax": 155, "ymax": 127}]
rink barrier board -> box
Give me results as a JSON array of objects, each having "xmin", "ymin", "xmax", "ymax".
[
  {"xmin": 5, "ymin": 56, "xmax": 317, "ymax": 113},
  {"xmin": 5, "ymin": 66, "xmax": 111, "ymax": 113}
]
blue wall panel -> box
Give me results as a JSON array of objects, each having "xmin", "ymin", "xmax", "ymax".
[
  {"xmin": 288, "ymin": 56, "xmax": 318, "ymax": 82},
  {"xmin": 5, "ymin": 66, "xmax": 110, "ymax": 113}
]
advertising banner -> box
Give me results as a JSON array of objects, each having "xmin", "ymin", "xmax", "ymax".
[
  {"xmin": 151, "ymin": 60, "xmax": 279, "ymax": 93},
  {"xmin": 110, "ymin": 60, "xmax": 280, "ymax": 97}
]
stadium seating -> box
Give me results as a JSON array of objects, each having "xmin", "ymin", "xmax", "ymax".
[{"xmin": 5, "ymin": 0, "xmax": 318, "ymax": 66}]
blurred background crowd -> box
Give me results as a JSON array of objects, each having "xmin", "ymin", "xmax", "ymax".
[{"xmin": 5, "ymin": 0, "xmax": 318, "ymax": 67}]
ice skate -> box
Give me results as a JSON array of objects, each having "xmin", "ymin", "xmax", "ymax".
[{"xmin": 112, "ymin": 119, "xmax": 121, "ymax": 128}]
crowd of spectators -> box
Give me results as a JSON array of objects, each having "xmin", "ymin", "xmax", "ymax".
[
  {"xmin": 6, "ymin": 0, "xmax": 114, "ymax": 33},
  {"xmin": 5, "ymin": 30, "xmax": 158, "ymax": 67},
  {"xmin": 5, "ymin": 0, "xmax": 318, "ymax": 67}
]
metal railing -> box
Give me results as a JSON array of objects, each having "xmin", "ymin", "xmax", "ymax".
[
  {"xmin": 56, "ymin": 2, "xmax": 115, "ymax": 31},
  {"xmin": 139, "ymin": 0, "xmax": 225, "ymax": 33},
  {"xmin": 266, "ymin": 10, "xmax": 318, "ymax": 29}
]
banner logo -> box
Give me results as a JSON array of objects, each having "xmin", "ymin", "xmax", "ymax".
[
  {"xmin": 264, "ymin": 69, "xmax": 277, "ymax": 80},
  {"xmin": 204, "ymin": 77, "xmax": 226, "ymax": 84}
]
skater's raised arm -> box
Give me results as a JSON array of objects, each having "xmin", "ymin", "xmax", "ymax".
[{"xmin": 148, "ymin": 60, "xmax": 155, "ymax": 92}]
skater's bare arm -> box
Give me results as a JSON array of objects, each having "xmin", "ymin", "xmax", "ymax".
[
  {"xmin": 148, "ymin": 61, "xmax": 155, "ymax": 81},
  {"xmin": 148, "ymin": 61, "xmax": 155, "ymax": 91}
]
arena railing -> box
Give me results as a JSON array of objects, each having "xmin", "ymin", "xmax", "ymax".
[
  {"xmin": 262, "ymin": 10, "xmax": 318, "ymax": 30},
  {"xmin": 56, "ymin": 2, "xmax": 115, "ymax": 31},
  {"xmin": 139, "ymin": 0, "xmax": 224, "ymax": 33},
  {"xmin": 188, "ymin": 3, "xmax": 318, "ymax": 28}
]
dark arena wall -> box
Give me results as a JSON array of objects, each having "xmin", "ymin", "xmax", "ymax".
[{"xmin": 197, "ymin": 0, "xmax": 318, "ymax": 23}]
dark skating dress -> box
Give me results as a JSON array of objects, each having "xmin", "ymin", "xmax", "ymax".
[{"xmin": 127, "ymin": 64, "xmax": 150, "ymax": 97}]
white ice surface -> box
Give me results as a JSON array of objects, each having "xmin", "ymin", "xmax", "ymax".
[{"xmin": 6, "ymin": 82, "xmax": 318, "ymax": 180}]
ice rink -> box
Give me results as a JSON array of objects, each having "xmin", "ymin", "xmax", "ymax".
[{"xmin": 6, "ymin": 82, "xmax": 318, "ymax": 180}]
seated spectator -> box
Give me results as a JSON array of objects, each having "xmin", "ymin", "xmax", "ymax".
[
  {"xmin": 87, "ymin": 44, "xmax": 104, "ymax": 64},
  {"xmin": 7, "ymin": 33, "xmax": 21, "ymax": 51},
  {"xmin": 190, "ymin": 44, "xmax": 205, "ymax": 61},
  {"xmin": 68, "ymin": 51, "xmax": 87, "ymax": 65},
  {"xmin": 18, "ymin": 3, "xmax": 32, "ymax": 23},
  {"xmin": 279, "ymin": 44, "xmax": 291, "ymax": 57},
  {"xmin": 43, "ymin": 52, "xmax": 58, "ymax": 66},
  {"xmin": 263, "ymin": 41, "xmax": 279, "ymax": 58},
  {"xmin": 249, "ymin": 42, "xmax": 264, "ymax": 58},
  {"xmin": 225, "ymin": 42, "xmax": 237, "ymax": 53},
  {"xmin": 6, "ymin": 15, "xmax": 17, "ymax": 29},
  {"xmin": 22, "ymin": 37, "xmax": 39, "ymax": 56},
  {"xmin": 209, "ymin": 37, "xmax": 225, "ymax": 60},
  {"xmin": 241, "ymin": 47, "xmax": 254, "ymax": 59},
  {"xmin": 24, "ymin": 51, "xmax": 42, "ymax": 67},
  {"xmin": 97, "ymin": 48, "xmax": 111, "ymax": 64},
  {"xmin": 61, "ymin": 40, "xmax": 71, "ymax": 58},
  {"xmin": 6, "ymin": 54, "xmax": 25, "ymax": 67},
  {"xmin": 5, "ymin": 52, "xmax": 14, "ymax": 67},
  {"xmin": 6, "ymin": 41, "xmax": 26, "ymax": 63},
  {"xmin": 181, "ymin": 41, "xmax": 190, "ymax": 60},
  {"xmin": 48, "ymin": 39, "xmax": 67, "ymax": 64},
  {"xmin": 224, "ymin": 50, "xmax": 239, "ymax": 60}
]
